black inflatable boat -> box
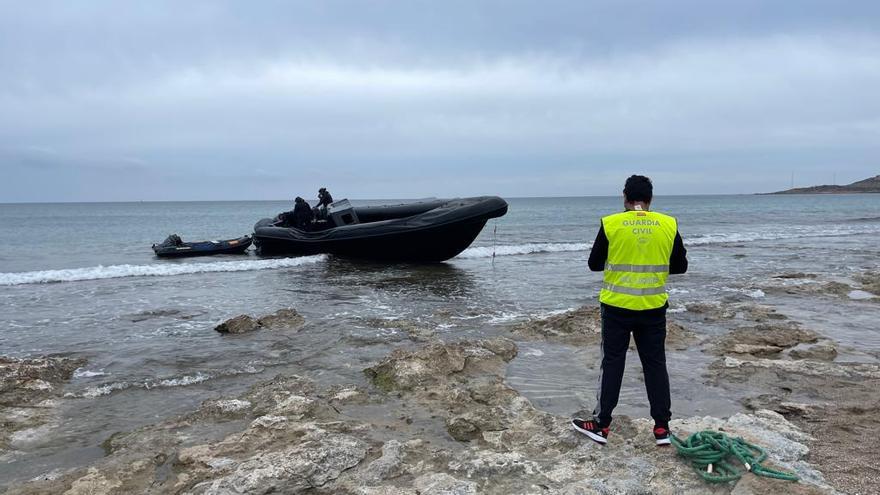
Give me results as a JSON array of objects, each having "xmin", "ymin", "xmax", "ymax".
[
  {"xmin": 152, "ymin": 234, "xmax": 253, "ymax": 258},
  {"xmin": 253, "ymin": 196, "xmax": 507, "ymax": 261}
]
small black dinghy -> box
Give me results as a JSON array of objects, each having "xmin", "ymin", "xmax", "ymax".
[
  {"xmin": 152, "ymin": 234, "xmax": 253, "ymax": 258},
  {"xmin": 253, "ymin": 196, "xmax": 508, "ymax": 261}
]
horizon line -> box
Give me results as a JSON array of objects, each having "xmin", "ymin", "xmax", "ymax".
[{"xmin": 0, "ymin": 192, "xmax": 782, "ymax": 205}]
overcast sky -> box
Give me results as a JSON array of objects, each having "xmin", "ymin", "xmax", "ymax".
[{"xmin": 1, "ymin": 0, "xmax": 878, "ymax": 202}]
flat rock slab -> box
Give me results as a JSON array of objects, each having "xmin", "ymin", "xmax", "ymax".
[
  {"xmin": 215, "ymin": 308, "xmax": 305, "ymax": 334},
  {"xmin": 511, "ymin": 305, "xmax": 695, "ymax": 350}
]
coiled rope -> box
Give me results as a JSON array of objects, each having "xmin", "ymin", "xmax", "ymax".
[{"xmin": 670, "ymin": 430, "xmax": 799, "ymax": 483}]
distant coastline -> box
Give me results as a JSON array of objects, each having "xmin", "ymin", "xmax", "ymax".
[{"xmin": 762, "ymin": 174, "xmax": 880, "ymax": 195}]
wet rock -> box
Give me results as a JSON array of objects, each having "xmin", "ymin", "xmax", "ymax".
[
  {"xmin": 717, "ymin": 356, "xmax": 880, "ymax": 495},
  {"xmin": 773, "ymin": 273, "xmax": 818, "ymax": 279},
  {"xmin": 715, "ymin": 356, "xmax": 880, "ymax": 379},
  {"xmin": 215, "ymin": 308, "xmax": 306, "ymax": 334},
  {"xmin": 272, "ymin": 394, "xmax": 316, "ymax": 417},
  {"xmin": 446, "ymin": 416, "xmax": 482, "ymax": 442},
  {"xmin": 445, "ymin": 407, "xmax": 510, "ymax": 443},
  {"xmin": 359, "ymin": 440, "xmax": 405, "ymax": 484},
  {"xmin": 511, "ymin": 305, "xmax": 695, "ymax": 350},
  {"xmin": 511, "ymin": 306, "xmax": 601, "ymax": 342},
  {"xmin": 686, "ymin": 302, "xmax": 787, "ymax": 323},
  {"xmin": 326, "ymin": 384, "xmax": 369, "ymax": 405},
  {"xmin": 412, "ymin": 473, "xmax": 477, "ymax": 494},
  {"xmin": 0, "ymin": 356, "xmax": 86, "ymax": 406},
  {"xmin": 712, "ymin": 324, "xmax": 820, "ymax": 357},
  {"xmin": 64, "ymin": 467, "xmax": 123, "ymax": 494},
  {"xmin": 819, "ymin": 281, "xmax": 853, "ymax": 297},
  {"xmin": 256, "ymin": 308, "xmax": 305, "ymax": 330},
  {"xmin": 188, "ymin": 432, "xmax": 367, "ymax": 494},
  {"xmin": 363, "ymin": 338, "xmax": 516, "ymax": 391},
  {"xmin": 241, "ymin": 374, "xmax": 328, "ymax": 418},
  {"xmin": 1, "ymin": 355, "xmax": 85, "ymax": 452},
  {"xmin": 789, "ymin": 341, "xmax": 838, "ymax": 361},
  {"xmin": 199, "ymin": 398, "xmax": 253, "ymax": 418},
  {"xmin": 6, "ymin": 339, "xmax": 841, "ymax": 495},
  {"xmin": 762, "ymin": 279, "xmax": 855, "ymax": 299},
  {"xmin": 365, "ymin": 344, "xmax": 464, "ymax": 391},
  {"xmin": 214, "ymin": 314, "xmax": 260, "ymax": 334},
  {"xmin": 854, "ymin": 271, "xmax": 880, "ymax": 296}
]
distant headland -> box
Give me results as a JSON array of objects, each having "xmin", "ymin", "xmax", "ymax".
[{"xmin": 764, "ymin": 175, "xmax": 880, "ymax": 194}]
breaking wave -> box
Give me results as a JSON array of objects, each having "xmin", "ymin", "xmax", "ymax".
[
  {"xmin": 456, "ymin": 242, "xmax": 589, "ymax": 259},
  {"xmin": 687, "ymin": 226, "xmax": 880, "ymax": 246},
  {"xmin": 454, "ymin": 225, "xmax": 880, "ymax": 261},
  {"xmin": 0, "ymin": 255, "xmax": 327, "ymax": 286},
  {"xmin": 67, "ymin": 365, "xmax": 263, "ymax": 399}
]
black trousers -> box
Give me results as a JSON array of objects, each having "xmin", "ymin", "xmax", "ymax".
[{"xmin": 592, "ymin": 304, "xmax": 671, "ymax": 427}]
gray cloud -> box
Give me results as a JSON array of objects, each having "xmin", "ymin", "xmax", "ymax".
[{"xmin": 1, "ymin": 1, "xmax": 878, "ymax": 201}]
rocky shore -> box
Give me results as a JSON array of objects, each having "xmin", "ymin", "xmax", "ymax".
[
  {"xmin": 1, "ymin": 355, "xmax": 86, "ymax": 460},
  {"xmin": 4, "ymin": 295, "xmax": 878, "ymax": 494}
]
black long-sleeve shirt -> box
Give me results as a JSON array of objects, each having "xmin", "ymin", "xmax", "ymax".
[{"xmin": 588, "ymin": 224, "xmax": 688, "ymax": 315}]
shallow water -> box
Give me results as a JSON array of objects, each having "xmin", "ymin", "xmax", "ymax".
[{"xmin": 2, "ymin": 195, "xmax": 880, "ymax": 485}]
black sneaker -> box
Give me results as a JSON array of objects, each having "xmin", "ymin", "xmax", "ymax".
[
  {"xmin": 571, "ymin": 418, "xmax": 609, "ymax": 445},
  {"xmin": 653, "ymin": 425, "xmax": 671, "ymax": 446}
]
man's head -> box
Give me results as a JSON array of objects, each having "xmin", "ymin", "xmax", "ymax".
[
  {"xmin": 319, "ymin": 187, "xmax": 327, "ymax": 193},
  {"xmin": 623, "ymin": 175, "xmax": 653, "ymax": 208},
  {"xmin": 295, "ymin": 196, "xmax": 304, "ymax": 203}
]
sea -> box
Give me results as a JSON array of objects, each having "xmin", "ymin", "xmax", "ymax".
[{"xmin": 2, "ymin": 194, "xmax": 880, "ymax": 485}]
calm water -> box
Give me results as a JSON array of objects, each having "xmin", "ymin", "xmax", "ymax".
[{"xmin": 2, "ymin": 195, "xmax": 880, "ymax": 485}]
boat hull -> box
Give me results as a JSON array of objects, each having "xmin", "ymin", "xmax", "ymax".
[
  {"xmin": 254, "ymin": 196, "xmax": 507, "ymax": 262},
  {"xmin": 153, "ymin": 236, "xmax": 252, "ymax": 258}
]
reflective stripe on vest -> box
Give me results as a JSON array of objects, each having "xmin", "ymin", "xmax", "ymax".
[
  {"xmin": 599, "ymin": 210, "xmax": 678, "ymax": 311},
  {"xmin": 605, "ymin": 263, "xmax": 670, "ymax": 273},
  {"xmin": 602, "ymin": 283, "xmax": 667, "ymax": 296}
]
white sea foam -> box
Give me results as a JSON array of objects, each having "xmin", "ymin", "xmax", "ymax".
[
  {"xmin": 150, "ymin": 372, "xmax": 211, "ymax": 388},
  {"xmin": 69, "ymin": 365, "xmax": 264, "ymax": 398},
  {"xmin": 746, "ymin": 289, "xmax": 765, "ymax": 299},
  {"xmin": 687, "ymin": 226, "xmax": 880, "ymax": 246},
  {"xmin": 455, "ymin": 225, "xmax": 880, "ymax": 261},
  {"xmin": 456, "ymin": 242, "xmax": 589, "ymax": 259},
  {"xmin": 486, "ymin": 312, "xmax": 529, "ymax": 324},
  {"xmin": 74, "ymin": 381, "xmax": 131, "ymax": 398},
  {"xmin": 0, "ymin": 255, "xmax": 327, "ymax": 286},
  {"xmin": 534, "ymin": 308, "xmax": 576, "ymax": 318},
  {"xmin": 849, "ymin": 290, "xmax": 876, "ymax": 300},
  {"xmin": 722, "ymin": 287, "xmax": 766, "ymax": 299},
  {"xmin": 73, "ymin": 369, "xmax": 107, "ymax": 379}
]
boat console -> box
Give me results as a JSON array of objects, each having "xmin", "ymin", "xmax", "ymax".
[{"xmin": 327, "ymin": 199, "xmax": 359, "ymax": 226}]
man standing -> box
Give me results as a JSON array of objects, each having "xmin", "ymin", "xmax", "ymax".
[
  {"xmin": 314, "ymin": 187, "xmax": 334, "ymax": 220},
  {"xmin": 572, "ymin": 175, "xmax": 688, "ymax": 446}
]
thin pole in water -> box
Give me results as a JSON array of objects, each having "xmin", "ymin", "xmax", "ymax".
[{"xmin": 492, "ymin": 224, "xmax": 497, "ymax": 265}]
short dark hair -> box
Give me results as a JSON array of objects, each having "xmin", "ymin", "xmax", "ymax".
[{"xmin": 624, "ymin": 175, "xmax": 653, "ymax": 203}]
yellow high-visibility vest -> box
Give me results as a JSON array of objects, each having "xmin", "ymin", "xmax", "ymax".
[{"xmin": 599, "ymin": 209, "xmax": 677, "ymax": 311}]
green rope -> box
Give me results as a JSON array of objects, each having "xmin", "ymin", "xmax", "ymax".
[{"xmin": 670, "ymin": 430, "xmax": 799, "ymax": 483}]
